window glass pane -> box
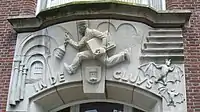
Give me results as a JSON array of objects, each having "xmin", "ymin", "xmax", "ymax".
[
  {"xmin": 133, "ymin": 108, "xmax": 145, "ymax": 112},
  {"xmin": 80, "ymin": 102, "xmax": 123, "ymax": 112},
  {"xmin": 58, "ymin": 107, "xmax": 70, "ymax": 112},
  {"xmin": 57, "ymin": 103, "xmax": 145, "ymax": 112}
]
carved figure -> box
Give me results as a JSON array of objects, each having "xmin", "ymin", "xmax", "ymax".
[
  {"xmin": 138, "ymin": 59, "xmax": 183, "ymax": 86},
  {"xmin": 160, "ymin": 88, "xmax": 185, "ymax": 107},
  {"xmin": 64, "ymin": 21, "xmax": 130, "ymax": 74}
]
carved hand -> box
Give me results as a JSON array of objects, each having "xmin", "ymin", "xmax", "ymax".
[{"xmin": 64, "ymin": 33, "xmax": 71, "ymax": 46}]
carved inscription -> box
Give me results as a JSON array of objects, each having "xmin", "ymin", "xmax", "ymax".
[
  {"xmin": 113, "ymin": 59, "xmax": 185, "ymax": 107},
  {"xmin": 59, "ymin": 73, "xmax": 65, "ymax": 82},
  {"xmin": 33, "ymin": 73, "xmax": 66, "ymax": 92},
  {"xmin": 113, "ymin": 70, "xmax": 130, "ymax": 82}
]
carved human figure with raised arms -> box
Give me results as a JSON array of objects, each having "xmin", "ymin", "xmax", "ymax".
[{"xmin": 64, "ymin": 21, "xmax": 130, "ymax": 74}]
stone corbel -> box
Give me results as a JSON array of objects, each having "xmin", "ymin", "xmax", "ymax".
[{"xmin": 7, "ymin": 2, "xmax": 191, "ymax": 33}]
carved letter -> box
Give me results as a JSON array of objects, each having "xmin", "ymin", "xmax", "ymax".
[
  {"xmin": 129, "ymin": 73, "xmax": 137, "ymax": 83},
  {"xmin": 146, "ymin": 79, "xmax": 153, "ymax": 89},
  {"xmin": 121, "ymin": 71, "xmax": 129, "ymax": 82},
  {"xmin": 50, "ymin": 76, "xmax": 57, "ymax": 85},
  {"xmin": 58, "ymin": 73, "xmax": 65, "ymax": 82},
  {"xmin": 39, "ymin": 81, "xmax": 47, "ymax": 90},
  {"xmin": 113, "ymin": 71, "xmax": 122, "ymax": 80}
]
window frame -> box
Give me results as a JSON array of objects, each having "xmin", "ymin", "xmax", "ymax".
[{"xmin": 35, "ymin": 0, "xmax": 166, "ymax": 15}]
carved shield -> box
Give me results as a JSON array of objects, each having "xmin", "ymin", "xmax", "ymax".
[{"xmin": 85, "ymin": 66, "xmax": 101, "ymax": 84}]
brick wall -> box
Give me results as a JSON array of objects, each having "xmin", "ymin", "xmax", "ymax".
[
  {"xmin": 166, "ymin": 0, "xmax": 200, "ymax": 112},
  {"xmin": 0, "ymin": 0, "xmax": 197, "ymax": 112},
  {"xmin": 0, "ymin": 0, "xmax": 36, "ymax": 111}
]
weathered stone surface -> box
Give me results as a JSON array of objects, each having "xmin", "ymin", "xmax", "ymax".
[
  {"xmin": 7, "ymin": 19, "xmax": 187, "ymax": 112},
  {"xmin": 8, "ymin": 2, "xmax": 191, "ymax": 33}
]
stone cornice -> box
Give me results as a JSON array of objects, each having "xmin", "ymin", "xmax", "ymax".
[{"xmin": 7, "ymin": 1, "xmax": 191, "ymax": 33}]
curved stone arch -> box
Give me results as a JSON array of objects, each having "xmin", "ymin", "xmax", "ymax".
[
  {"xmin": 22, "ymin": 45, "xmax": 50, "ymax": 57},
  {"xmin": 51, "ymin": 99, "xmax": 146, "ymax": 112},
  {"xmin": 24, "ymin": 45, "xmax": 53, "ymax": 73},
  {"xmin": 97, "ymin": 21, "xmax": 116, "ymax": 31},
  {"xmin": 29, "ymin": 81, "xmax": 162, "ymax": 112},
  {"xmin": 17, "ymin": 34, "xmax": 58, "ymax": 56},
  {"xmin": 97, "ymin": 21, "xmax": 117, "ymax": 42},
  {"xmin": 24, "ymin": 50, "xmax": 47, "ymax": 65},
  {"xmin": 117, "ymin": 23, "xmax": 138, "ymax": 35},
  {"xmin": 26, "ymin": 55, "xmax": 46, "ymax": 71},
  {"xmin": 25, "ymin": 54, "xmax": 46, "ymax": 81},
  {"xmin": 28, "ymin": 60, "xmax": 45, "ymax": 81},
  {"xmin": 24, "ymin": 48, "xmax": 57, "ymax": 84},
  {"xmin": 14, "ymin": 33, "xmax": 33, "ymax": 54}
]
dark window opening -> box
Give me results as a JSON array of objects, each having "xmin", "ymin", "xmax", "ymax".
[
  {"xmin": 80, "ymin": 102, "xmax": 123, "ymax": 112},
  {"xmin": 58, "ymin": 102, "xmax": 145, "ymax": 112},
  {"xmin": 58, "ymin": 107, "xmax": 70, "ymax": 112}
]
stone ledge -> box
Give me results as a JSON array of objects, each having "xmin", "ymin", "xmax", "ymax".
[{"xmin": 7, "ymin": 1, "xmax": 191, "ymax": 33}]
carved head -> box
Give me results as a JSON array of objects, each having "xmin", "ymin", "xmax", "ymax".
[
  {"xmin": 77, "ymin": 20, "xmax": 88, "ymax": 36},
  {"xmin": 165, "ymin": 59, "xmax": 171, "ymax": 66}
]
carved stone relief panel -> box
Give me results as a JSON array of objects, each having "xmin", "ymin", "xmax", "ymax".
[
  {"xmin": 106, "ymin": 20, "xmax": 150, "ymax": 82},
  {"xmin": 7, "ymin": 19, "xmax": 186, "ymax": 112},
  {"xmin": 102, "ymin": 20, "xmax": 186, "ymax": 111},
  {"xmin": 83, "ymin": 66, "xmax": 105, "ymax": 97},
  {"xmin": 112, "ymin": 60, "xmax": 186, "ymax": 105},
  {"xmin": 7, "ymin": 21, "xmax": 82, "ymax": 111},
  {"xmin": 51, "ymin": 21, "xmax": 82, "ymax": 83}
]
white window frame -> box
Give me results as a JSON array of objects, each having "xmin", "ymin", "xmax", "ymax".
[
  {"xmin": 36, "ymin": 0, "xmax": 48, "ymax": 15},
  {"xmin": 53, "ymin": 103, "xmax": 136, "ymax": 112},
  {"xmin": 36, "ymin": 0, "xmax": 166, "ymax": 15}
]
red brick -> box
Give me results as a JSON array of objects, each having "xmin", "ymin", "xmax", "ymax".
[
  {"xmin": 166, "ymin": 0, "xmax": 200, "ymax": 111},
  {"xmin": 0, "ymin": 0, "xmax": 198, "ymax": 112},
  {"xmin": 0, "ymin": 0, "xmax": 36, "ymax": 111}
]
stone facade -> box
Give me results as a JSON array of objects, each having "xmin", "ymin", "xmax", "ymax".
[
  {"xmin": 6, "ymin": 18, "xmax": 187, "ymax": 112},
  {"xmin": 0, "ymin": 0, "xmax": 199, "ymax": 112},
  {"xmin": 0, "ymin": 0, "xmax": 36, "ymax": 112},
  {"xmin": 166, "ymin": 1, "xmax": 200, "ymax": 112}
]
